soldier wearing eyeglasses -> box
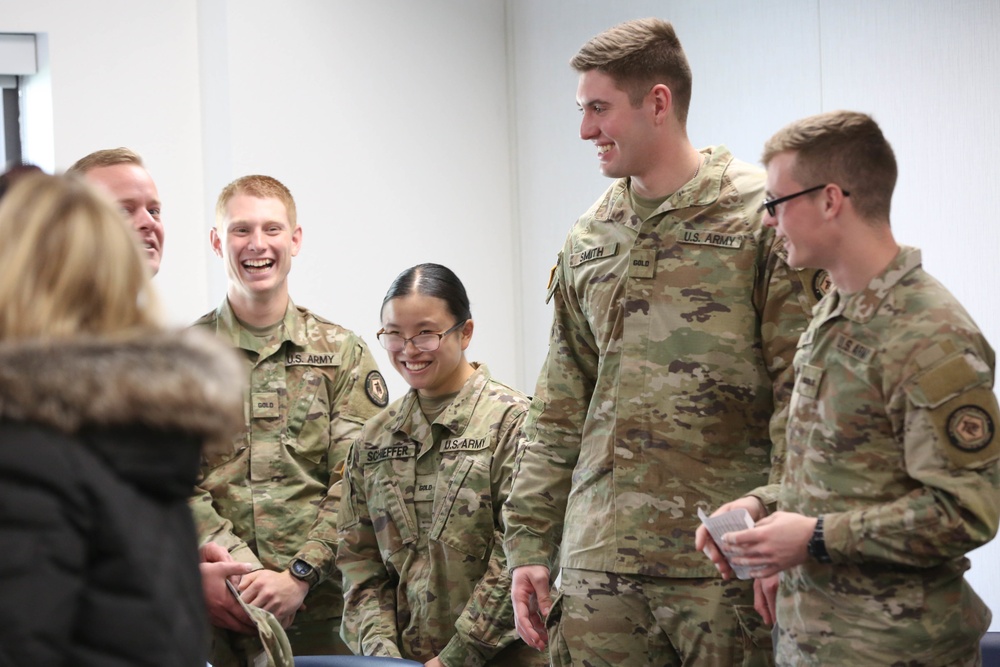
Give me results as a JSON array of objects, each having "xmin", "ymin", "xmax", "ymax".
[
  {"xmin": 337, "ymin": 264, "xmax": 546, "ymax": 667},
  {"xmin": 699, "ymin": 111, "xmax": 999, "ymax": 666},
  {"xmin": 191, "ymin": 174, "xmax": 387, "ymax": 663}
]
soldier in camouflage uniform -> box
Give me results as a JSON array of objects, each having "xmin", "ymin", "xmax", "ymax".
[
  {"xmin": 338, "ymin": 264, "xmax": 545, "ymax": 666},
  {"xmin": 501, "ymin": 18, "xmax": 818, "ymax": 667},
  {"xmin": 705, "ymin": 111, "xmax": 1000, "ymax": 666},
  {"xmin": 191, "ymin": 175, "xmax": 388, "ymax": 662}
]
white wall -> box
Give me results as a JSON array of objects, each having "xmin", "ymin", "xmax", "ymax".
[
  {"xmin": 1, "ymin": 0, "xmax": 518, "ymax": 402},
  {"xmin": 2, "ymin": 0, "xmax": 998, "ymax": 632},
  {"xmin": 508, "ymin": 0, "xmax": 1000, "ymax": 631}
]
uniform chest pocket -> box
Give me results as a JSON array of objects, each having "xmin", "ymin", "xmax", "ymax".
[
  {"xmin": 282, "ymin": 369, "xmax": 330, "ymax": 464},
  {"xmin": 431, "ymin": 457, "xmax": 495, "ymax": 559},
  {"xmin": 365, "ymin": 458, "xmax": 417, "ymax": 561}
]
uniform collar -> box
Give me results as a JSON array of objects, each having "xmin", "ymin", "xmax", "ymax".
[
  {"xmin": 592, "ymin": 145, "xmax": 733, "ymax": 232},
  {"xmin": 217, "ymin": 297, "xmax": 308, "ymax": 352},
  {"xmin": 827, "ymin": 246, "xmax": 922, "ymax": 324},
  {"xmin": 386, "ymin": 363, "xmax": 491, "ymax": 439}
]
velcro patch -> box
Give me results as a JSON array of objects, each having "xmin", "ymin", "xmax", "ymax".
[
  {"xmin": 930, "ymin": 388, "xmax": 999, "ymax": 468},
  {"xmin": 629, "ymin": 248, "xmax": 656, "ymax": 279},
  {"xmin": 569, "ymin": 243, "xmax": 619, "ymax": 267},
  {"xmin": 364, "ymin": 443, "xmax": 414, "ymax": 464},
  {"xmin": 252, "ymin": 391, "xmax": 280, "ymax": 419},
  {"xmin": 365, "ymin": 370, "xmax": 389, "ymax": 408},
  {"xmin": 679, "ymin": 230, "xmax": 744, "ymax": 249},
  {"xmin": 834, "ymin": 333, "xmax": 874, "ymax": 364},
  {"xmin": 795, "ymin": 364, "xmax": 825, "ymax": 399},
  {"xmin": 286, "ymin": 351, "xmax": 341, "ymax": 366},
  {"xmin": 914, "ymin": 355, "xmax": 980, "ymax": 408},
  {"xmin": 441, "ymin": 436, "xmax": 490, "ymax": 453}
]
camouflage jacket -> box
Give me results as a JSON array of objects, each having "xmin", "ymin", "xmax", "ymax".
[
  {"xmin": 503, "ymin": 145, "xmax": 819, "ymax": 577},
  {"xmin": 777, "ymin": 246, "xmax": 1000, "ymax": 665},
  {"xmin": 338, "ymin": 364, "xmax": 543, "ymax": 667},
  {"xmin": 190, "ymin": 298, "xmax": 386, "ymax": 623}
]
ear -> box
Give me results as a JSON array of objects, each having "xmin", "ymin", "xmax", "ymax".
[
  {"xmin": 209, "ymin": 227, "xmax": 224, "ymax": 258},
  {"xmin": 822, "ymin": 184, "xmax": 849, "ymax": 220},
  {"xmin": 459, "ymin": 319, "xmax": 474, "ymax": 351},
  {"xmin": 291, "ymin": 224, "xmax": 303, "ymax": 257},
  {"xmin": 649, "ymin": 83, "xmax": 673, "ymax": 124}
]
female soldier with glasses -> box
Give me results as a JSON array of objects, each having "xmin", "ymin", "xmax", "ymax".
[{"xmin": 336, "ymin": 263, "xmax": 546, "ymax": 667}]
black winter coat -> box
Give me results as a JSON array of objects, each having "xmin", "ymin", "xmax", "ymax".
[{"xmin": 0, "ymin": 331, "xmax": 244, "ymax": 667}]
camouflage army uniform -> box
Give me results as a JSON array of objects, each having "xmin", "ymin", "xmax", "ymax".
[
  {"xmin": 191, "ymin": 298, "xmax": 387, "ymax": 657},
  {"xmin": 338, "ymin": 364, "xmax": 545, "ymax": 667},
  {"xmin": 777, "ymin": 246, "xmax": 1000, "ymax": 666},
  {"xmin": 502, "ymin": 146, "xmax": 819, "ymax": 665}
]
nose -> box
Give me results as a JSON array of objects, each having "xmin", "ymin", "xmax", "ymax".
[
  {"xmin": 580, "ymin": 112, "xmax": 599, "ymax": 141},
  {"xmin": 247, "ymin": 227, "xmax": 265, "ymax": 250},
  {"xmin": 762, "ymin": 208, "xmax": 777, "ymax": 228},
  {"xmin": 131, "ymin": 208, "xmax": 158, "ymax": 233}
]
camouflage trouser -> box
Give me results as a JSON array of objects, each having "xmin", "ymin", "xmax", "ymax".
[{"xmin": 548, "ymin": 568, "xmax": 773, "ymax": 667}]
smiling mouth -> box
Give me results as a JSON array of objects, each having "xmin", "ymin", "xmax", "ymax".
[
  {"xmin": 242, "ymin": 259, "xmax": 274, "ymax": 273},
  {"xmin": 404, "ymin": 361, "xmax": 430, "ymax": 371},
  {"xmin": 597, "ymin": 144, "xmax": 612, "ymax": 155}
]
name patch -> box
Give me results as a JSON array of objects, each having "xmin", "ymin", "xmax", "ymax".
[
  {"xmin": 252, "ymin": 391, "xmax": 280, "ymax": 419},
  {"xmin": 569, "ymin": 243, "xmax": 619, "ymax": 267},
  {"xmin": 441, "ymin": 437, "xmax": 489, "ymax": 452},
  {"xmin": 365, "ymin": 444, "xmax": 414, "ymax": 464},
  {"xmin": 834, "ymin": 333, "xmax": 874, "ymax": 363},
  {"xmin": 796, "ymin": 364, "xmax": 825, "ymax": 400},
  {"xmin": 286, "ymin": 351, "xmax": 341, "ymax": 366},
  {"xmin": 680, "ymin": 230, "xmax": 744, "ymax": 249},
  {"xmin": 630, "ymin": 249, "xmax": 656, "ymax": 279}
]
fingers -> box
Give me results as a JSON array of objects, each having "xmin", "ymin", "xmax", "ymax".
[
  {"xmin": 200, "ymin": 541, "xmax": 234, "ymax": 563},
  {"xmin": 753, "ymin": 577, "xmax": 774, "ymax": 626},
  {"xmin": 511, "ymin": 566, "xmax": 550, "ymax": 651}
]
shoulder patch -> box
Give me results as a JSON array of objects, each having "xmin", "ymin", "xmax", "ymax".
[
  {"xmin": 946, "ymin": 404, "xmax": 994, "ymax": 453},
  {"xmin": 811, "ymin": 270, "xmax": 833, "ymax": 301},
  {"xmin": 365, "ymin": 370, "xmax": 389, "ymax": 408}
]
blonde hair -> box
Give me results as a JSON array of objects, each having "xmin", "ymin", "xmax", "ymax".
[
  {"xmin": 0, "ymin": 173, "xmax": 161, "ymax": 341},
  {"xmin": 762, "ymin": 110, "xmax": 897, "ymax": 221},
  {"xmin": 67, "ymin": 147, "xmax": 144, "ymax": 175},
  {"xmin": 571, "ymin": 18, "xmax": 692, "ymax": 124},
  {"xmin": 215, "ymin": 174, "xmax": 297, "ymax": 229}
]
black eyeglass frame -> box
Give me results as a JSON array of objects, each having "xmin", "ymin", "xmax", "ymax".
[
  {"xmin": 376, "ymin": 319, "xmax": 467, "ymax": 353},
  {"xmin": 759, "ymin": 184, "xmax": 850, "ymax": 217}
]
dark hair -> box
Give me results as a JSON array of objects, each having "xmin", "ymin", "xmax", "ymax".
[{"xmin": 381, "ymin": 263, "xmax": 471, "ymax": 323}]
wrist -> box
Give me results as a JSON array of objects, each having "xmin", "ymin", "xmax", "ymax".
[
  {"xmin": 806, "ymin": 515, "xmax": 832, "ymax": 564},
  {"xmin": 288, "ymin": 558, "xmax": 319, "ymax": 589}
]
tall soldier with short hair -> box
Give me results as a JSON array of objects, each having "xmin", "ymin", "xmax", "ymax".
[{"xmin": 502, "ymin": 17, "xmax": 818, "ymax": 666}]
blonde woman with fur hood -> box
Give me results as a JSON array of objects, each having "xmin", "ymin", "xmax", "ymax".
[{"xmin": 0, "ymin": 173, "xmax": 244, "ymax": 666}]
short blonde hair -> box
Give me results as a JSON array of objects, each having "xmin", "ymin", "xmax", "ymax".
[
  {"xmin": 0, "ymin": 173, "xmax": 161, "ymax": 341},
  {"xmin": 67, "ymin": 147, "xmax": 144, "ymax": 175},
  {"xmin": 762, "ymin": 110, "xmax": 897, "ymax": 221},
  {"xmin": 215, "ymin": 174, "xmax": 297, "ymax": 229}
]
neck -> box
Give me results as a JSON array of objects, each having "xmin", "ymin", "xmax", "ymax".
[
  {"xmin": 631, "ymin": 136, "xmax": 701, "ymax": 199},
  {"xmin": 828, "ymin": 219, "xmax": 899, "ymax": 294},
  {"xmin": 228, "ymin": 288, "xmax": 290, "ymax": 328}
]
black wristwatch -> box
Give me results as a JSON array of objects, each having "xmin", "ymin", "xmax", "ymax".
[
  {"xmin": 807, "ymin": 515, "xmax": 832, "ymax": 564},
  {"xmin": 289, "ymin": 558, "xmax": 319, "ymax": 587}
]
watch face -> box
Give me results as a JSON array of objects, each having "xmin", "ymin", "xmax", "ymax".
[{"xmin": 292, "ymin": 560, "xmax": 312, "ymax": 577}]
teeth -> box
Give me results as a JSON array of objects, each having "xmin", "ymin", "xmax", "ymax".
[
  {"xmin": 405, "ymin": 361, "xmax": 430, "ymax": 371},
  {"xmin": 243, "ymin": 259, "xmax": 273, "ymax": 268},
  {"xmin": 598, "ymin": 144, "xmax": 612, "ymax": 155}
]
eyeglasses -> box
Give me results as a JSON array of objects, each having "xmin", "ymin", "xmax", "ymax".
[
  {"xmin": 759, "ymin": 184, "xmax": 850, "ymax": 217},
  {"xmin": 376, "ymin": 320, "xmax": 466, "ymax": 353}
]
